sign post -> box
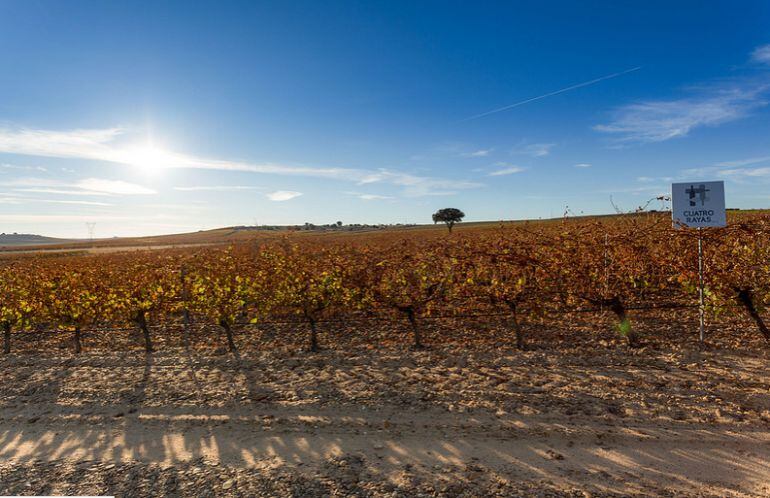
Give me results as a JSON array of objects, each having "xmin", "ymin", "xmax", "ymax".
[
  {"xmin": 671, "ymin": 181, "xmax": 726, "ymax": 345},
  {"xmin": 697, "ymin": 228, "xmax": 704, "ymax": 342}
]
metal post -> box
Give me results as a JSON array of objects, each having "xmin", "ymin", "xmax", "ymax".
[{"xmin": 697, "ymin": 227, "xmax": 705, "ymax": 344}]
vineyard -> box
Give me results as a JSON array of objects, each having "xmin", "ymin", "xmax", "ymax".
[
  {"xmin": 2, "ymin": 211, "xmax": 770, "ymax": 355},
  {"xmin": 3, "ymin": 212, "xmax": 770, "ymax": 497}
]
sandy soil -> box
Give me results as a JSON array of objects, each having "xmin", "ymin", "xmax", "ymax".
[{"xmin": 1, "ymin": 335, "xmax": 769, "ymax": 497}]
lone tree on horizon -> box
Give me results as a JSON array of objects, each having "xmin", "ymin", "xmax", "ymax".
[{"xmin": 432, "ymin": 208, "xmax": 465, "ymax": 233}]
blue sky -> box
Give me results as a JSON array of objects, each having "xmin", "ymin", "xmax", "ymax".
[{"xmin": 1, "ymin": 1, "xmax": 769, "ymax": 238}]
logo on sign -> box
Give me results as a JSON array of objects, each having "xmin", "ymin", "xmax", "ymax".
[{"xmin": 686, "ymin": 184, "xmax": 710, "ymax": 207}]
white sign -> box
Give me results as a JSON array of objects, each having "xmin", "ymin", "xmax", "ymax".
[{"xmin": 671, "ymin": 181, "xmax": 726, "ymax": 228}]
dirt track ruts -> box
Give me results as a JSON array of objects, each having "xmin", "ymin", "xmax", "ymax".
[{"xmin": 1, "ymin": 346, "xmax": 769, "ymax": 497}]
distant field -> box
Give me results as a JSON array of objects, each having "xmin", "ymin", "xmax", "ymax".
[
  {"xmin": 0, "ymin": 233, "xmax": 75, "ymax": 248},
  {"xmin": 0, "ymin": 210, "xmax": 673, "ymax": 254},
  {"xmin": 0, "ymin": 220, "xmax": 500, "ymax": 254},
  {"xmin": 2, "ymin": 208, "xmax": 765, "ymax": 256}
]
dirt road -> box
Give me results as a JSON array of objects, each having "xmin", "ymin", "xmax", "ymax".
[{"xmin": 1, "ymin": 346, "xmax": 769, "ymax": 496}]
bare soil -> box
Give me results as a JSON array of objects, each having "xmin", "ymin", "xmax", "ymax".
[{"xmin": 1, "ymin": 313, "xmax": 769, "ymax": 497}]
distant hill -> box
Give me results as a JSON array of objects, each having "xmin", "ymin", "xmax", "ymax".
[{"xmin": 0, "ymin": 233, "xmax": 75, "ymax": 247}]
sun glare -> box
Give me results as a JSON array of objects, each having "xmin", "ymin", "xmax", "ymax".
[{"xmin": 121, "ymin": 145, "xmax": 173, "ymax": 174}]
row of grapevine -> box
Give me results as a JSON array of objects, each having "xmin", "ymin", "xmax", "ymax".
[{"xmin": 2, "ymin": 213, "xmax": 769, "ymax": 353}]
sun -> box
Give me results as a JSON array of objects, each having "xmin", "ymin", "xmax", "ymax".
[{"xmin": 120, "ymin": 144, "xmax": 174, "ymax": 174}]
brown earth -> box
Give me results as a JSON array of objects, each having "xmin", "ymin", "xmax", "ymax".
[{"xmin": 1, "ymin": 313, "xmax": 769, "ymax": 497}]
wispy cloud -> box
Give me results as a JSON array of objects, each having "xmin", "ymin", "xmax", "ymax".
[
  {"xmin": 461, "ymin": 149, "xmax": 492, "ymax": 158},
  {"xmin": 75, "ymin": 178, "xmax": 155, "ymax": 195},
  {"xmin": 142, "ymin": 201, "xmax": 209, "ymax": 211},
  {"xmin": 574, "ymin": 163, "xmax": 591, "ymax": 168},
  {"xmin": 595, "ymin": 84, "xmax": 769, "ymax": 143},
  {"xmin": 351, "ymin": 169, "xmax": 483, "ymax": 197},
  {"xmin": 512, "ymin": 142, "xmax": 554, "ymax": 157},
  {"xmin": 488, "ymin": 163, "xmax": 526, "ymax": 176},
  {"xmin": 413, "ymin": 190, "xmax": 460, "ymax": 196},
  {"xmin": 718, "ymin": 167, "xmax": 770, "ymax": 178},
  {"xmin": 675, "ymin": 155, "xmax": 770, "ymax": 180},
  {"xmin": 460, "ymin": 66, "xmax": 641, "ymax": 121},
  {"xmin": 1, "ymin": 176, "xmax": 155, "ymax": 195},
  {"xmin": 1, "ymin": 177, "xmax": 60, "ymax": 188},
  {"xmin": 636, "ymin": 175, "xmax": 674, "ymax": 183},
  {"xmin": 0, "ymin": 126, "xmax": 482, "ymax": 197},
  {"xmin": 0, "ymin": 127, "xmax": 124, "ymax": 160},
  {"xmin": 751, "ymin": 44, "xmax": 770, "ymax": 65},
  {"xmin": 343, "ymin": 191, "xmax": 393, "ymax": 200},
  {"xmin": 266, "ymin": 190, "xmax": 302, "ymax": 201},
  {"xmin": 38, "ymin": 199, "xmax": 113, "ymax": 206},
  {"xmin": 12, "ymin": 188, "xmax": 111, "ymax": 196},
  {"xmin": 713, "ymin": 155, "xmax": 770, "ymax": 168},
  {"xmin": 173, "ymin": 185, "xmax": 263, "ymax": 192},
  {"xmin": 596, "ymin": 47, "xmax": 770, "ymax": 144},
  {"xmin": 1, "ymin": 163, "xmax": 47, "ymax": 172}
]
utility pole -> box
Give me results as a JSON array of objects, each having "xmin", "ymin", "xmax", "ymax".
[{"xmin": 85, "ymin": 222, "xmax": 96, "ymax": 242}]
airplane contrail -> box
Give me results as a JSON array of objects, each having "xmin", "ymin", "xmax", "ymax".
[{"xmin": 459, "ymin": 66, "xmax": 642, "ymax": 122}]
